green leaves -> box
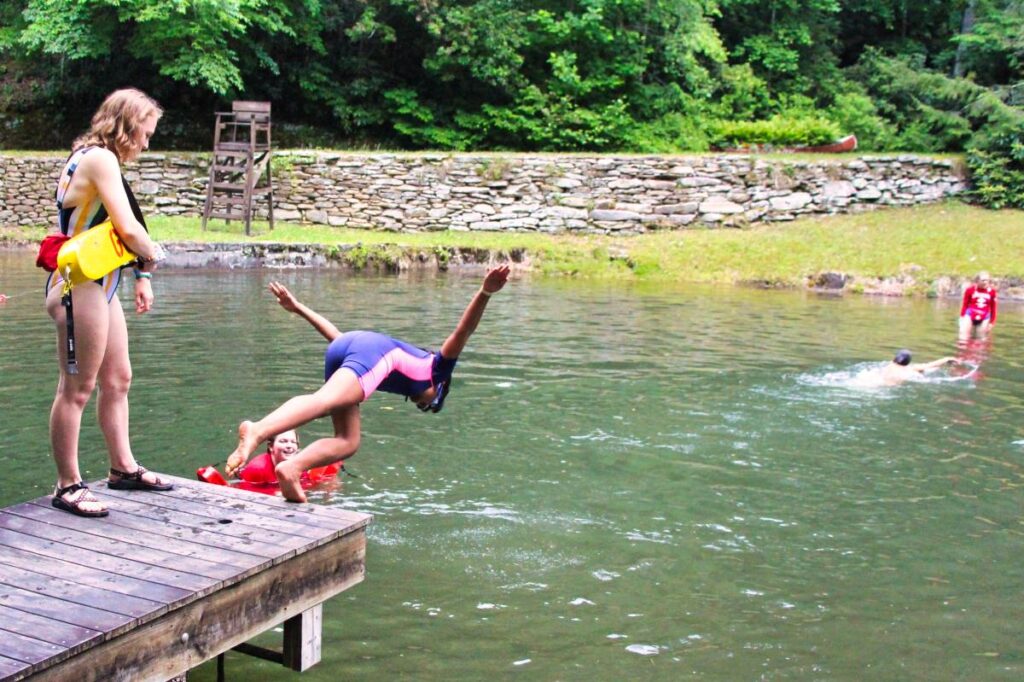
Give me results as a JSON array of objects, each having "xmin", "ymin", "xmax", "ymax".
[
  {"xmin": 14, "ymin": 0, "xmax": 311, "ymax": 94},
  {"xmin": 0, "ymin": 0, "xmax": 1021, "ymax": 198}
]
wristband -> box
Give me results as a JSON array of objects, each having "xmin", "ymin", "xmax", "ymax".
[
  {"xmin": 479, "ymin": 288, "xmax": 493, "ymax": 297},
  {"xmin": 134, "ymin": 270, "xmax": 152, "ymax": 280}
]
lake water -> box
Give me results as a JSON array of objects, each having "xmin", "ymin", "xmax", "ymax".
[{"xmin": 2, "ymin": 251, "xmax": 1023, "ymax": 680}]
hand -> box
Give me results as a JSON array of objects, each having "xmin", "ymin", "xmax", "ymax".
[
  {"xmin": 135, "ymin": 278, "xmax": 154, "ymax": 314},
  {"xmin": 269, "ymin": 281, "xmax": 300, "ymax": 313},
  {"xmin": 482, "ymin": 264, "xmax": 511, "ymax": 295}
]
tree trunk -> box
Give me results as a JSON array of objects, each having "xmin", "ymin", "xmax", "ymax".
[{"xmin": 954, "ymin": 0, "xmax": 979, "ymax": 78}]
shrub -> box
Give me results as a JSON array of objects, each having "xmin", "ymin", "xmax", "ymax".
[
  {"xmin": 709, "ymin": 116, "xmax": 842, "ymax": 148},
  {"xmin": 826, "ymin": 92, "xmax": 893, "ymax": 151},
  {"xmin": 966, "ymin": 129, "xmax": 1024, "ymax": 210},
  {"xmin": 622, "ymin": 113, "xmax": 711, "ymax": 153}
]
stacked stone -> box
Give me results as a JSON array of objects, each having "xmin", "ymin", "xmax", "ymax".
[{"xmin": 0, "ymin": 152, "xmax": 966, "ymax": 235}]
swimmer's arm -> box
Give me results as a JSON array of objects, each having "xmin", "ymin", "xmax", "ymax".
[
  {"xmin": 440, "ymin": 264, "xmax": 510, "ymax": 358},
  {"xmin": 82, "ymin": 149, "xmax": 158, "ymax": 262},
  {"xmin": 268, "ymin": 281, "xmax": 341, "ymax": 341},
  {"xmin": 915, "ymin": 357, "xmax": 959, "ymax": 373}
]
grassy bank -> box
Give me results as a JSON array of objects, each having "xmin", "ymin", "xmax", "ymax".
[{"xmin": 4, "ymin": 201, "xmax": 1022, "ymax": 287}]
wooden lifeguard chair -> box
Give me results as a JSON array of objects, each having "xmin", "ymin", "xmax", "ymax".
[{"xmin": 202, "ymin": 101, "xmax": 274, "ymax": 235}]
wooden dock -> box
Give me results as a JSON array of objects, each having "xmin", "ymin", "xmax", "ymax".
[{"xmin": 0, "ymin": 475, "xmax": 371, "ymax": 681}]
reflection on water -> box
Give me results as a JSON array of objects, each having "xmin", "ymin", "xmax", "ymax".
[{"xmin": 2, "ymin": 251, "xmax": 1024, "ymax": 680}]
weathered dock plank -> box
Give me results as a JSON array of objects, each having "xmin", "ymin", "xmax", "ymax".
[
  {"xmin": 0, "ymin": 528, "xmax": 220, "ymax": 593},
  {"xmin": 88, "ymin": 490, "xmax": 314, "ymax": 551},
  {"xmin": 0, "ymin": 544, "xmax": 191, "ymax": 605},
  {"xmin": 0, "ymin": 474, "xmax": 370, "ymax": 682},
  {"xmin": 0, "ymin": 604, "xmax": 101, "ymax": 648},
  {"xmin": 0, "ymin": 512, "xmax": 240, "ymax": 581},
  {"xmin": 0, "ymin": 658, "xmax": 24, "ymax": 679},
  {"xmin": 10, "ymin": 502, "xmax": 268, "ymax": 569},
  {"xmin": 0, "ymin": 632, "xmax": 64, "ymax": 666}
]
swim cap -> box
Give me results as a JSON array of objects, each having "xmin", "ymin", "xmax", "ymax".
[{"xmin": 893, "ymin": 350, "xmax": 912, "ymax": 366}]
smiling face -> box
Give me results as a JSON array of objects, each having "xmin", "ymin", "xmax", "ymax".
[{"xmin": 268, "ymin": 430, "xmax": 299, "ymax": 464}]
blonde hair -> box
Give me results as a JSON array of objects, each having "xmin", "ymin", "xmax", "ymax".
[{"xmin": 73, "ymin": 88, "xmax": 163, "ymax": 161}]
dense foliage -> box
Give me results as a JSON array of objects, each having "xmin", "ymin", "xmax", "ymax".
[{"xmin": 1, "ymin": 1, "xmax": 1021, "ymax": 205}]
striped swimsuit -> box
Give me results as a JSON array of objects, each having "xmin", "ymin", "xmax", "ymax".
[
  {"xmin": 325, "ymin": 331, "xmax": 457, "ymax": 400},
  {"xmin": 45, "ymin": 147, "xmax": 122, "ymax": 302}
]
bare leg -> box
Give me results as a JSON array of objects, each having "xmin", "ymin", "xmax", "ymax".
[
  {"xmin": 958, "ymin": 315, "xmax": 973, "ymax": 340},
  {"xmin": 93, "ymin": 297, "xmax": 168, "ymax": 487},
  {"xmin": 96, "ymin": 295, "xmax": 134, "ymax": 467},
  {"xmin": 47, "ymin": 282, "xmax": 110, "ymax": 515},
  {"xmin": 277, "ymin": 405, "xmax": 361, "ymax": 503},
  {"xmin": 227, "ymin": 367, "xmax": 364, "ymax": 474}
]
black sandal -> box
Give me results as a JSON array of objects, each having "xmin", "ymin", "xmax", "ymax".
[
  {"xmin": 52, "ymin": 482, "xmax": 109, "ymax": 518},
  {"xmin": 108, "ymin": 465, "xmax": 174, "ymax": 491}
]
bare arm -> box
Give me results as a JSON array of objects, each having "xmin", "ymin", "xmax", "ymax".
[
  {"xmin": 80, "ymin": 149, "xmax": 158, "ymax": 261},
  {"xmin": 440, "ymin": 265, "xmax": 510, "ymax": 359},
  {"xmin": 269, "ymin": 281, "xmax": 342, "ymax": 341},
  {"xmin": 914, "ymin": 357, "xmax": 958, "ymax": 373}
]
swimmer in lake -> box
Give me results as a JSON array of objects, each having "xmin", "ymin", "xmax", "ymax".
[
  {"xmin": 876, "ymin": 350, "xmax": 962, "ymax": 386},
  {"xmin": 959, "ymin": 272, "xmax": 997, "ymax": 339}
]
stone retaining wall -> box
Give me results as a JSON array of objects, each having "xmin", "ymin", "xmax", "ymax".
[{"xmin": 0, "ymin": 152, "xmax": 966, "ymax": 233}]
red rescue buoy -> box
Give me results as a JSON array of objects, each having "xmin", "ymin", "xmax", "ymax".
[
  {"xmin": 306, "ymin": 463, "xmax": 342, "ymax": 482},
  {"xmin": 196, "ymin": 465, "xmax": 228, "ymax": 486}
]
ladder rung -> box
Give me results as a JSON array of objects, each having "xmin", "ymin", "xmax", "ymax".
[
  {"xmin": 214, "ymin": 142, "xmax": 254, "ymax": 151},
  {"xmin": 212, "ymin": 182, "xmax": 246, "ymax": 191},
  {"xmin": 209, "ymin": 196, "xmax": 250, "ymax": 205}
]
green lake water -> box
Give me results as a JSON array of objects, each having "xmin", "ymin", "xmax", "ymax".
[{"xmin": 2, "ymin": 251, "xmax": 1023, "ymax": 680}]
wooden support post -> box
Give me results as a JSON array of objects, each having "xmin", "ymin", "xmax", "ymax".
[{"xmin": 283, "ymin": 604, "xmax": 322, "ymax": 671}]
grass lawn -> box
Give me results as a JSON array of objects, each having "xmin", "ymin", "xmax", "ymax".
[{"xmin": 5, "ymin": 201, "xmax": 1022, "ymax": 286}]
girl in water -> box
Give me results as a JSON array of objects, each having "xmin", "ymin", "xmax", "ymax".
[
  {"xmin": 959, "ymin": 271, "xmax": 997, "ymax": 339},
  {"xmin": 226, "ymin": 265, "xmax": 510, "ymax": 502}
]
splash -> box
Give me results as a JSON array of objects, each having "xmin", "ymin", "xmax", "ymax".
[{"xmin": 798, "ymin": 362, "xmax": 978, "ymax": 390}]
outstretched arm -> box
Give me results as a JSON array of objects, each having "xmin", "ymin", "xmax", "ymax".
[
  {"xmin": 914, "ymin": 357, "xmax": 959, "ymax": 373},
  {"xmin": 268, "ymin": 281, "xmax": 342, "ymax": 342},
  {"xmin": 440, "ymin": 265, "xmax": 510, "ymax": 359}
]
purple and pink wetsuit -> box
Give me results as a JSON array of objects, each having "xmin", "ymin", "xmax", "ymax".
[{"xmin": 325, "ymin": 331, "xmax": 456, "ymax": 400}]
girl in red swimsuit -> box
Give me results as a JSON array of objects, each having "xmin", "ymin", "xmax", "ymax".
[{"xmin": 959, "ymin": 271, "xmax": 997, "ymax": 339}]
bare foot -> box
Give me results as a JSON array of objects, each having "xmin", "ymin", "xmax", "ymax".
[
  {"xmin": 275, "ymin": 460, "xmax": 307, "ymax": 503},
  {"xmin": 225, "ymin": 420, "xmax": 259, "ymax": 476}
]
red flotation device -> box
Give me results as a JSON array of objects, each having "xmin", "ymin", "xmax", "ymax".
[
  {"xmin": 306, "ymin": 463, "xmax": 342, "ymax": 482},
  {"xmin": 196, "ymin": 465, "xmax": 228, "ymax": 486},
  {"xmin": 195, "ymin": 460, "xmax": 342, "ymax": 488}
]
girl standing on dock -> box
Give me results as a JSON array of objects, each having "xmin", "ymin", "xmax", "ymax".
[
  {"xmin": 45, "ymin": 89, "xmax": 173, "ymax": 517},
  {"xmin": 225, "ymin": 265, "xmax": 510, "ymax": 502}
]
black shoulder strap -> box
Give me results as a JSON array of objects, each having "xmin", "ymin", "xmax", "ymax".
[{"xmin": 122, "ymin": 176, "xmax": 148, "ymax": 232}]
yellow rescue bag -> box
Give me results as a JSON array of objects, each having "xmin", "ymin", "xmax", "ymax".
[{"xmin": 56, "ymin": 220, "xmax": 137, "ymax": 288}]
